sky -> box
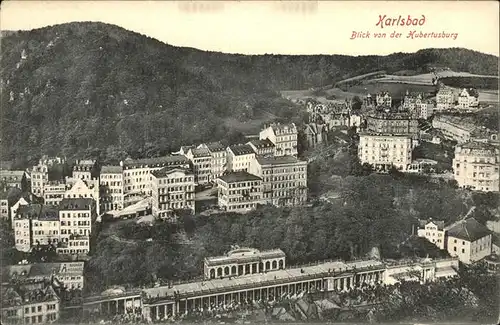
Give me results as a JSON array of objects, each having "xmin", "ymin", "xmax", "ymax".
[{"xmin": 1, "ymin": 0, "xmax": 499, "ymax": 56}]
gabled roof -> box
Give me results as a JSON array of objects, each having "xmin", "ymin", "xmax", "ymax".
[
  {"xmin": 218, "ymin": 171, "xmax": 262, "ymax": 183},
  {"xmin": 228, "ymin": 144, "xmax": 255, "ymax": 156},
  {"xmin": 152, "ymin": 167, "xmax": 193, "ymax": 178},
  {"xmin": 446, "ymin": 218, "xmax": 491, "ymax": 242},
  {"xmin": 418, "ymin": 219, "xmax": 445, "ymax": 230},
  {"xmin": 58, "ymin": 198, "xmax": 93, "ymax": 211},
  {"xmin": 202, "ymin": 142, "xmax": 226, "ymax": 152},
  {"xmin": 122, "ymin": 155, "xmax": 190, "ymax": 169},
  {"xmin": 247, "ymin": 138, "xmax": 274, "ymax": 149},
  {"xmin": 256, "ymin": 155, "xmax": 304, "ymax": 166},
  {"xmin": 101, "ymin": 165, "xmax": 122, "ymax": 174},
  {"xmin": 189, "ymin": 147, "xmax": 211, "ymax": 158}
]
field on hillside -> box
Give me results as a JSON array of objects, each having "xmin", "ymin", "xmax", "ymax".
[
  {"xmin": 373, "ymin": 70, "xmax": 499, "ymax": 85},
  {"xmin": 347, "ymin": 82, "xmax": 436, "ymax": 100}
]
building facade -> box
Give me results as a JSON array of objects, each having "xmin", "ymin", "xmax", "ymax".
[
  {"xmin": 186, "ymin": 148, "xmax": 211, "ymax": 185},
  {"xmin": 198, "ymin": 142, "xmax": 227, "ymax": 181},
  {"xmin": 43, "ymin": 182, "xmax": 67, "ymax": 207},
  {"xmin": 1, "ymin": 170, "xmax": 26, "ymax": 192},
  {"xmin": 376, "ymin": 91, "xmax": 392, "ymax": 107},
  {"xmin": 99, "ymin": 166, "xmax": 124, "ymax": 213},
  {"xmin": 432, "ymin": 115, "xmax": 475, "ymax": 143},
  {"xmin": 259, "ymin": 123, "xmax": 298, "ymax": 157},
  {"xmin": 417, "ymin": 219, "xmax": 446, "ymax": 250},
  {"xmin": 457, "ymin": 88, "xmax": 479, "ymax": 110},
  {"xmin": 446, "ymin": 218, "xmax": 492, "ymax": 264},
  {"xmin": 247, "ymin": 139, "xmax": 275, "ymax": 156},
  {"xmin": 226, "ymin": 145, "xmax": 256, "ymax": 173},
  {"xmin": 358, "ymin": 132, "xmax": 413, "ymax": 171},
  {"xmin": 249, "ymin": 156, "xmax": 308, "ymax": 207},
  {"xmin": 31, "ymin": 165, "xmax": 48, "ymax": 197},
  {"xmin": 453, "ymin": 142, "xmax": 499, "ymax": 192},
  {"xmin": 365, "ymin": 111, "xmax": 419, "ymax": 136},
  {"xmin": 216, "ymin": 172, "xmax": 263, "ymax": 212},
  {"xmin": 436, "ymin": 86, "xmax": 455, "ymax": 110},
  {"xmin": 151, "ymin": 168, "xmax": 195, "ymax": 219},
  {"xmin": 72, "ymin": 160, "xmax": 97, "ymax": 181}
]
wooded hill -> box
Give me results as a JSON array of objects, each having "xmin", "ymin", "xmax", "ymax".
[{"xmin": 1, "ymin": 22, "xmax": 498, "ymax": 161}]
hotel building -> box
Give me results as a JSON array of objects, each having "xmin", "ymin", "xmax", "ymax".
[
  {"xmin": 358, "ymin": 132, "xmax": 413, "ymax": 171},
  {"xmin": 198, "ymin": 142, "xmax": 227, "ymax": 181},
  {"xmin": 259, "ymin": 123, "xmax": 298, "ymax": 157},
  {"xmin": 151, "ymin": 167, "xmax": 195, "ymax": 219},
  {"xmin": 99, "ymin": 165, "xmax": 124, "ymax": 213},
  {"xmin": 445, "ymin": 218, "xmax": 492, "ymax": 264},
  {"xmin": 185, "ymin": 147, "xmax": 211, "ymax": 185},
  {"xmin": 453, "ymin": 141, "xmax": 499, "ymax": 192},
  {"xmin": 249, "ymin": 155, "xmax": 308, "ymax": 207},
  {"xmin": 226, "ymin": 145, "xmax": 256, "ymax": 173},
  {"xmin": 417, "ymin": 219, "xmax": 446, "ymax": 250},
  {"xmin": 216, "ymin": 171, "xmax": 263, "ymax": 212}
]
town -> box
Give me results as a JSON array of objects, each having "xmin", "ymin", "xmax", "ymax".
[{"xmin": 1, "ymin": 70, "xmax": 499, "ymax": 323}]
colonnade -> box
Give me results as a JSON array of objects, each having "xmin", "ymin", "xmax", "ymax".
[{"xmin": 207, "ymin": 258, "xmax": 285, "ymax": 279}]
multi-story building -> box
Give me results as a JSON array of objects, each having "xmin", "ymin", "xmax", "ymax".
[
  {"xmin": 151, "ymin": 167, "xmax": 195, "ymax": 219},
  {"xmin": 1, "ymin": 170, "xmax": 27, "ymax": 191},
  {"xmin": 64, "ymin": 178, "xmax": 100, "ymax": 216},
  {"xmin": 365, "ymin": 111, "xmax": 419, "ymax": 136},
  {"xmin": 445, "ymin": 218, "xmax": 492, "ymax": 264},
  {"xmin": 1, "ymin": 190, "xmax": 9, "ymax": 219},
  {"xmin": 376, "ymin": 91, "xmax": 392, "ymax": 107},
  {"xmin": 259, "ymin": 123, "xmax": 298, "ymax": 157},
  {"xmin": 247, "ymin": 139, "xmax": 275, "ymax": 156},
  {"xmin": 216, "ymin": 171, "xmax": 263, "ymax": 213},
  {"xmin": 1, "ymin": 285, "xmax": 60, "ymax": 324},
  {"xmin": 416, "ymin": 219, "xmax": 446, "ymax": 250},
  {"xmin": 99, "ymin": 165, "xmax": 124, "ymax": 213},
  {"xmin": 436, "ymin": 86, "xmax": 455, "ymax": 110},
  {"xmin": 304, "ymin": 123, "xmax": 328, "ymax": 149},
  {"xmin": 358, "ymin": 132, "xmax": 413, "ymax": 171},
  {"xmin": 72, "ymin": 160, "xmax": 97, "ymax": 181},
  {"xmin": 418, "ymin": 101, "xmax": 434, "ymax": 120},
  {"xmin": 249, "ymin": 155, "xmax": 308, "ymax": 207},
  {"xmin": 457, "ymin": 88, "xmax": 479, "ymax": 110},
  {"xmin": 58, "ymin": 198, "xmax": 95, "ymax": 254},
  {"xmin": 121, "ymin": 156, "xmax": 190, "ymax": 196},
  {"xmin": 432, "ymin": 115, "xmax": 476, "ymax": 143},
  {"xmin": 185, "ymin": 147, "xmax": 211, "ymax": 185},
  {"xmin": 10, "ymin": 196, "xmax": 30, "ymax": 229},
  {"xmin": 453, "ymin": 141, "xmax": 499, "ymax": 192},
  {"xmin": 13, "ymin": 204, "xmax": 59, "ymax": 252},
  {"xmin": 31, "ymin": 164, "xmax": 48, "ymax": 197},
  {"xmin": 198, "ymin": 142, "xmax": 227, "ymax": 181},
  {"xmin": 43, "ymin": 182, "xmax": 67, "ymax": 206},
  {"xmin": 226, "ymin": 144, "xmax": 256, "ymax": 172}
]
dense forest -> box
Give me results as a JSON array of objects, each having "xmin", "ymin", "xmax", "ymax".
[
  {"xmin": 1, "ymin": 22, "xmax": 498, "ymax": 161},
  {"xmin": 440, "ymin": 76, "xmax": 499, "ymax": 90}
]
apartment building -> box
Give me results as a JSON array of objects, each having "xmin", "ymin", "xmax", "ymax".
[
  {"xmin": 216, "ymin": 171, "xmax": 263, "ymax": 213},
  {"xmin": 249, "ymin": 155, "xmax": 308, "ymax": 207},
  {"xmin": 376, "ymin": 91, "xmax": 392, "ymax": 107},
  {"xmin": 185, "ymin": 147, "xmax": 211, "ymax": 185},
  {"xmin": 365, "ymin": 111, "xmax": 419, "ymax": 136},
  {"xmin": 13, "ymin": 204, "xmax": 59, "ymax": 252},
  {"xmin": 121, "ymin": 156, "xmax": 190, "ymax": 196},
  {"xmin": 453, "ymin": 141, "xmax": 499, "ymax": 192},
  {"xmin": 247, "ymin": 139, "xmax": 275, "ymax": 156},
  {"xmin": 417, "ymin": 219, "xmax": 446, "ymax": 250},
  {"xmin": 259, "ymin": 123, "xmax": 298, "ymax": 157},
  {"xmin": 432, "ymin": 115, "xmax": 476, "ymax": 143},
  {"xmin": 457, "ymin": 88, "xmax": 479, "ymax": 110},
  {"xmin": 198, "ymin": 142, "xmax": 227, "ymax": 181},
  {"xmin": 64, "ymin": 178, "xmax": 100, "ymax": 216},
  {"xmin": 358, "ymin": 132, "xmax": 413, "ymax": 171},
  {"xmin": 1, "ymin": 285, "xmax": 60, "ymax": 324},
  {"xmin": 10, "ymin": 196, "xmax": 30, "ymax": 228},
  {"xmin": 151, "ymin": 167, "xmax": 195, "ymax": 219},
  {"xmin": 1, "ymin": 170, "xmax": 27, "ymax": 192},
  {"xmin": 72, "ymin": 159, "xmax": 97, "ymax": 181},
  {"xmin": 446, "ymin": 218, "xmax": 492, "ymax": 264},
  {"xmin": 43, "ymin": 182, "xmax": 67, "ymax": 206},
  {"xmin": 99, "ymin": 165, "xmax": 124, "ymax": 213},
  {"xmin": 226, "ymin": 144, "xmax": 256, "ymax": 172},
  {"xmin": 1, "ymin": 190, "xmax": 9, "ymax": 219},
  {"xmin": 436, "ymin": 86, "xmax": 455, "ymax": 110},
  {"xmin": 31, "ymin": 164, "xmax": 48, "ymax": 197}
]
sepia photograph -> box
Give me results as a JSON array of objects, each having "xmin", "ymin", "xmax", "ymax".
[{"xmin": 0, "ymin": 1, "xmax": 499, "ymax": 324}]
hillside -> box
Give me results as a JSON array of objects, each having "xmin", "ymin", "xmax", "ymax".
[{"xmin": 1, "ymin": 22, "xmax": 498, "ymax": 162}]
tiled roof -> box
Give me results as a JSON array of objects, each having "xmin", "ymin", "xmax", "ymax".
[
  {"xmin": 123, "ymin": 155, "xmax": 190, "ymax": 169},
  {"xmin": 59, "ymin": 198, "xmax": 94, "ymax": 211},
  {"xmin": 218, "ymin": 171, "xmax": 262, "ymax": 183},
  {"xmin": 101, "ymin": 165, "xmax": 122, "ymax": 174},
  {"xmin": 190, "ymin": 147, "xmax": 211, "ymax": 158},
  {"xmin": 446, "ymin": 218, "xmax": 491, "ymax": 242},
  {"xmin": 248, "ymin": 139, "xmax": 275, "ymax": 149},
  {"xmin": 152, "ymin": 167, "xmax": 193, "ymax": 178},
  {"xmin": 418, "ymin": 219, "xmax": 445, "ymax": 230},
  {"xmin": 256, "ymin": 155, "xmax": 305, "ymax": 166},
  {"xmin": 203, "ymin": 142, "xmax": 226, "ymax": 152},
  {"xmin": 228, "ymin": 144, "xmax": 255, "ymax": 156},
  {"xmin": 0, "ymin": 170, "xmax": 25, "ymax": 180}
]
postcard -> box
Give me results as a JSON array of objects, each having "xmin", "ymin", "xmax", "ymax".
[{"xmin": 0, "ymin": 1, "xmax": 498, "ymax": 324}]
